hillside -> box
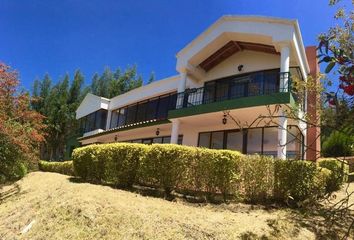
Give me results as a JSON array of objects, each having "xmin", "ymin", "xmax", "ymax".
[{"xmin": 0, "ymin": 172, "xmax": 353, "ymax": 239}]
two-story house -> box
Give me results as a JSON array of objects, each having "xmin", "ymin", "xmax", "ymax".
[{"xmin": 76, "ymin": 15, "xmax": 320, "ymax": 160}]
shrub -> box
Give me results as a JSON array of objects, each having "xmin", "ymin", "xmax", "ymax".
[
  {"xmin": 189, "ymin": 148, "xmax": 242, "ymax": 200},
  {"xmin": 241, "ymin": 155, "xmax": 275, "ymax": 203},
  {"xmin": 318, "ymin": 158, "xmax": 349, "ymax": 192},
  {"xmin": 274, "ymin": 160, "xmax": 328, "ymax": 203},
  {"xmin": 38, "ymin": 160, "xmax": 74, "ymax": 176},
  {"xmin": 72, "ymin": 143, "xmax": 333, "ymax": 204},
  {"xmin": 322, "ymin": 131, "xmax": 354, "ymax": 157},
  {"xmin": 139, "ymin": 144, "xmax": 192, "ymax": 195},
  {"xmin": 73, "ymin": 143, "xmax": 148, "ymax": 187}
]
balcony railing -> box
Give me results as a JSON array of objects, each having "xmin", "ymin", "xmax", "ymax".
[{"xmin": 175, "ymin": 71, "xmax": 292, "ymax": 109}]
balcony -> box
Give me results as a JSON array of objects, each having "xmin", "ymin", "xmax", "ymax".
[{"xmin": 169, "ymin": 69, "xmax": 300, "ymax": 119}]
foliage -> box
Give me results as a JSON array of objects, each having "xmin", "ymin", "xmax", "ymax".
[
  {"xmin": 318, "ymin": 1, "xmax": 353, "ymax": 97},
  {"xmin": 38, "ymin": 160, "xmax": 74, "ymax": 176},
  {"xmin": 72, "ymin": 143, "xmax": 335, "ymax": 204},
  {"xmin": 32, "ymin": 65, "xmax": 145, "ymax": 161},
  {"xmin": 140, "ymin": 144, "xmax": 192, "ymax": 195},
  {"xmin": 0, "ymin": 63, "xmax": 45, "ymax": 182},
  {"xmin": 322, "ymin": 130, "xmax": 354, "ymax": 157},
  {"xmin": 318, "ymin": 158, "xmax": 349, "ymax": 192},
  {"xmin": 274, "ymin": 160, "xmax": 329, "ymax": 203},
  {"xmin": 73, "ymin": 143, "xmax": 148, "ymax": 187},
  {"xmin": 240, "ymin": 155, "xmax": 275, "ymax": 203}
]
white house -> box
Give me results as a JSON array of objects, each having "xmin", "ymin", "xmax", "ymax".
[{"xmin": 76, "ymin": 15, "xmax": 321, "ymax": 160}]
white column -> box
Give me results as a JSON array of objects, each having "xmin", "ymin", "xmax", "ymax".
[
  {"xmin": 178, "ymin": 72, "xmax": 187, "ymax": 93},
  {"xmin": 280, "ymin": 45, "xmax": 290, "ymax": 92},
  {"xmin": 105, "ymin": 110, "xmax": 112, "ymax": 130},
  {"xmin": 277, "ymin": 110, "xmax": 288, "ymax": 159},
  {"xmin": 170, "ymin": 119, "xmax": 180, "ymax": 144}
]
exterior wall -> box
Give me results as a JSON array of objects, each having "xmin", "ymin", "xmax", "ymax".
[
  {"xmin": 305, "ymin": 46, "xmax": 321, "ymax": 161},
  {"xmin": 109, "ymin": 75, "xmax": 180, "ymax": 111},
  {"xmin": 76, "ymin": 93, "xmax": 110, "ymax": 119},
  {"xmin": 204, "ymin": 50, "xmax": 281, "ymax": 82}
]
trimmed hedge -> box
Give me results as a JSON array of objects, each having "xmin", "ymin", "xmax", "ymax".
[
  {"xmin": 318, "ymin": 158, "xmax": 349, "ymax": 192},
  {"xmin": 39, "ymin": 160, "xmax": 74, "ymax": 176},
  {"xmin": 72, "ymin": 143, "xmax": 336, "ymax": 204}
]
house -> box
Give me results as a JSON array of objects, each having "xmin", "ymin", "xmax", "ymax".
[{"xmin": 76, "ymin": 15, "xmax": 321, "ymax": 160}]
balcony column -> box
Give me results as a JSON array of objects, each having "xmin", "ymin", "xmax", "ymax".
[
  {"xmin": 280, "ymin": 45, "xmax": 290, "ymax": 92},
  {"xmin": 170, "ymin": 119, "xmax": 180, "ymax": 144},
  {"xmin": 178, "ymin": 72, "xmax": 187, "ymax": 93},
  {"xmin": 277, "ymin": 110, "xmax": 287, "ymax": 159}
]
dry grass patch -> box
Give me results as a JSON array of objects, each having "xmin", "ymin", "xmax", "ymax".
[{"xmin": 0, "ymin": 172, "xmax": 352, "ymax": 239}]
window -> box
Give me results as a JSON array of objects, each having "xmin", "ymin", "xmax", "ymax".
[
  {"xmin": 203, "ymin": 82, "xmax": 215, "ymax": 104},
  {"xmin": 248, "ymin": 72, "xmax": 263, "ymax": 96},
  {"xmin": 79, "ymin": 109, "xmax": 108, "ymax": 133},
  {"xmin": 215, "ymin": 81, "xmax": 229, "ymax": 101},
  {"xmin": 226, "ymin": 131, "xmax": 243, "ymax": 152},
  {"xmin": 127, "ymin": 135, "xmax": 182, "ymax": 145},
  {"xmin": 247, "ymin": 128, "xmax": 262, "ymax": 154},
  {"xmin": 110, "ymin": 110, "xmax": 119, "ymax": 128},
  {"xmin": 229, "ymin": 76, "xmax": 248, "ymax": 99},
  {"xmin": 264, "ymin": 70, "xmax": 279, "ymax": 95},
  {"xmin": 263, "ymin": 127, "xmax": 278, "ymax": 156},
  {"xmin": 136, "ymin": 101, "xmax": 148, "ymax": 123},
  {"xmin": 198, "ymin": 132, "xmax": 211, "ymax": 148},
  {"xmin": 162, "ymin": 136, "xmax": 171, "ymax": 144},
  {"xmin": 211, "ymin": 131, "xmax": 224, "ymax": 149},
  {"xmin": 156, "ymin": 95, "xmax": 169, "ymax": 119},
  {"xmin": 125, "ymin": 105, "xmax": 137, "ymax": 125},
  {"xmin": 287, "ymin": 126, "xmax": 302, "ymax": 159},
  {"xmin": 117, "ymin": 108, "xmax": 127, "ymax": 127},
  {"xmin": 146, "ymin": 98, "xmax": 158, "ymax": 120}
]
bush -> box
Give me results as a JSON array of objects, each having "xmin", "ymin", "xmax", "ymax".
[
  {"xmin": 318, "ymin": 158, "xmax": 349, "ymax": 192},
  {"xmin": 322, "ymin": 131, "xmax": 354, "ymax": 157},
  {"xmin": 39, "ymin": 160, "xmax": 74, "ymax": 176},
  {"xmin": 73, "ymin": 143, "xmax": 148, "ymax": 187},
  {"xmin": 188, "ymin": 148, "xmax": 242, "ymax": 200},
  {"xmin": 274, "ymin": 160, "xmax": 328, "ymax": 203},
  {"xmin": 0, "ymin": 135, "xmax": 28, "ymax": 183},
  {"xmin": 72, "ymin": 143, "xmax": 332, "ymax": 204},
  {"xmin": 241, "ymin": 155, "xmax": 275, "ymax": 203},
  {"xmin": 139, "ymin": 144, "xmax": 192, "ymax": 195}
]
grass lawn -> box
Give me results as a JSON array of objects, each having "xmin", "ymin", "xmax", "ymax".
[{"xmin": 0, "ymin": 172, "xmax": 353, "ymax": 239}]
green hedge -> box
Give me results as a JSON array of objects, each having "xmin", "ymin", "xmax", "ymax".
[
  {"xmin": 39, "ymin": 160, "xmax": 74, "ymax": 176},
  {"xmin": 72, "ymin": 143, "xmax": 336, "ymax": 204},
  {"xmin": 318, "ymin": 158, "xmax": 349, "ymax": 192},
  {"xmin": 73, "ymin": 143, "xmax": 148, "ymax": 187}
]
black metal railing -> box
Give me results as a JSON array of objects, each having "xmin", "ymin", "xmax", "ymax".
[{"xmin": 176, "ymin": 71, "xmax": 293, "ymax": 109}]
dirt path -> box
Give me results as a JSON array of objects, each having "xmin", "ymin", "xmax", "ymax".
[{"xmin": 0, "ymin": 172, "xmax": 352, "ymax": 240}]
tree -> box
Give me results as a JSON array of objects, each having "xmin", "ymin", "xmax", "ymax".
[
  {"xmin": 318, "ymin": 1, "xmax": 354, "ymax": 97},
  {"xmin": 0, "ymin": 63, "xmax": 45, "ymax": 182},
  {"xmin": 147, "ymin": 71, "xmax": 155, "ymax": 84}
]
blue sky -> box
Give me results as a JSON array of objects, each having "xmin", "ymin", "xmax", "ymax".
[{"xmin": 0, "ymin": 0, "xmax": 348, "ymax": 90}]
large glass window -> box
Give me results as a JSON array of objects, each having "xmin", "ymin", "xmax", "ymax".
[
  {"xmin": 211, "ymin": 131, "xmax": 224, "ymax": 149},
  {"xmin": 117, "ymin": 108, "xmax": 127, "ymax": 127},
  {"xmin": 198, "ymin": 126, "xmax": 303, "ymax": 159},
  {"xmin": 146, "ymin": 98, "xmax": 158, "ymax": 120},
  {"xmin": 263, "ymin": 127, "xmax": 278, "ymax": 156},
  {"xmin": 198, "ymin": 132, "xmax": 211, "ymax": 148},
  {"xmin": 247, "ymin": 128, "xmax": 262, "ymax": 154},
  {"xmin": 125, "ymin": 105, "xmax": 137, "ymax": 125},
  {"xmin": 226, "ymin": 131, "xmax": 243, "ymax": 152},
  {"xmin": 287, "ymin": 126, "xmax": 302, "ymax": 159},
  {"xmin": 203, "ymin": 82, "xmax": 215, "ymax": 104},
  {"xmin": 79, "ymin": 109, "xmax": 108, "ymax": 133},
  {"xmin": 156, "ymin": 95, "xmax": 170, "ymax": 119},
  {"xmin": 128, "ymin": 135, "xmax": 182, "ymax": 145},
  {"xmin": 215, "ymin": 81, "xmax": 229, "ymax": 101},
  {"xmin": 110, "ymin": 110, "xmax": 119, "ymax": 128},
  {"xmin": 136, "ymin": 101, "xmax": 148, "ymax": 123}
]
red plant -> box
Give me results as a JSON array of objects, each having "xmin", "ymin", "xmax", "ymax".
[{"xmin": 0, "ymin": 63, "xmax": 45, "ymax": 158}]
